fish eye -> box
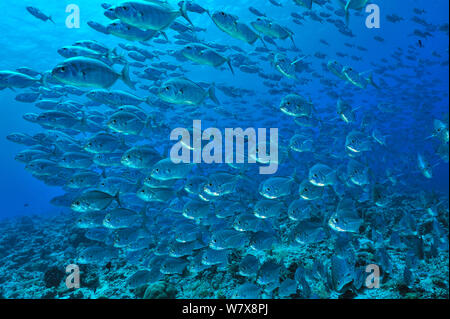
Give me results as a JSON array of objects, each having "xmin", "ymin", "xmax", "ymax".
[
  {"xmin": 313, "ymin": 174, "xmax": 318, "ymax": 178},
  {"xmin": 220, "ymin": 12, "xmax": 225, "ymax": 15},
  {"xmin": 165, "ymin": 86, "xmax": 170, "ymax": 91}
]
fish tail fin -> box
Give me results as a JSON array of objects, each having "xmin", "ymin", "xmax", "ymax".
[
  {"xmin": 208, "ymin": 84, "xmax": 220, "ymax": 105},
  {"xmin": 367, "ymin": 72, "xmax": 380, "ymax": 90},
  {"xmin": 106, "ymin": 49, "xmax": 114, "ymax": 64},
  {"xmin": 116, "ymin": 51, "xmax": 127, "ymax": 65},
  {"xmin": 332, "ymin": 180, "xmax": 345, "ymax": 197},
  {"xmin": 139, "ymin": 203, "xmax": 148, "ymax": 219},
  {"xmin": 286, "ymin": 147, "xmax": 301, "ymax": 166},
  {"xmin": 259, "ymin": 36, "xmax": 268, "ymax": 49},
  {"xmin": 180, "ymin": 1, "xmax": 193, "ymax": 26},
  {"xmin": 40, "ymin": 73, "xmax": 48, "ymax": 87},
  {"xmin": 143, "ymin": 116, "xmax": 153, "ymax": 129},
  {"xmin": 121, "ymin": 64, "xmax": 136, "ymax": 90},
  {"xmin": 146, "ymin": 96, "xmax": 153, "ymax": 106},
  {"xmin": 160, "ymin": 31, "xmax": 169, "ymax": 42},
  {"xmin": 101, "ymin": 168, "xmax": 107, "ymax": 179},
  {"xmin": 237, "ymin": 166, "xmax": 250, "ymax": 182},
  {"xmin": 328, "ymin": 170, "xmax": 338, "ymax": 186},
  {"xmin": 290, "ymin": 166, "xmax": 301, "ymax": 184},
  {"xmin": 138, "ymin": 116, "xmax": 153, "ymax": 137},
  {"xmin": 290, "ymin": 35, "xmax": 297, "ymax": 49},
  {"xmin": 114, "ymin": 191, "xmax": 122, "ymax": 207},
  {"xmin": 227, "ymin": 59, "xmax": 235, "ymax": 75}
]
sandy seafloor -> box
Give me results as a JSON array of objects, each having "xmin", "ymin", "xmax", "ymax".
[{"xmin": 0, "ymin": 197, "xmax": 448, "ymax": 300}]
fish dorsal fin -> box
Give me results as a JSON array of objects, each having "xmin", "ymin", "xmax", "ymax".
[{"xmin": 359, "ymin": 69, "xmax": 372, "ymax": 76}]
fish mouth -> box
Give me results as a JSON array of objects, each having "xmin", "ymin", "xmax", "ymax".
[
  {"xmin": 254, "ymin": 211, "xmax": 268, "ymax": 219},
  {"xmin": 198, "ymin": 193, "xmax": 211, "ymax": 201},
  {"xmin": 181, "ymin": 212, "xmax": 195, "ymax": 220},
  {"xmin": 310, "ymin": 180, "xmax": 325, "ymax": 187},
  {"xmin": 203, "ymin": 188, "xmax": 219, "ymax": 197},
  {"xmin": 346, "ymin": 145, "xmax": 360, "ymax": 153},
  {"xmin": 328, "ymin": 218, "xmax": 345, "ymax": 232},
  {"xmin": 261, "ymin": 193, "xmax": 277, "ymax": 200}
]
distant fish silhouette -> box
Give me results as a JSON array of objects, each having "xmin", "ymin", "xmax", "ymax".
[{"xmin": 26, "ymin": 6, "xmax": 55, "ymax": 24}]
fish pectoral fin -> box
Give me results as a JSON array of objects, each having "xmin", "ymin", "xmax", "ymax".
[
  {"xmin": 344, "ymin": 0, "xmax": 352, "ymax": 25},
  {"xmin": 291, "ymin": 56, "xmax": 306, "ymax": 65},
  {"xmin": 176, "ymin": 88, "xmax": 184, "ymax": 97}
]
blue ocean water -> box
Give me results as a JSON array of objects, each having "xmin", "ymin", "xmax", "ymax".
[{"xmin": 0, "ymin": 0, "xmax": 448, "ymax": 299}]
